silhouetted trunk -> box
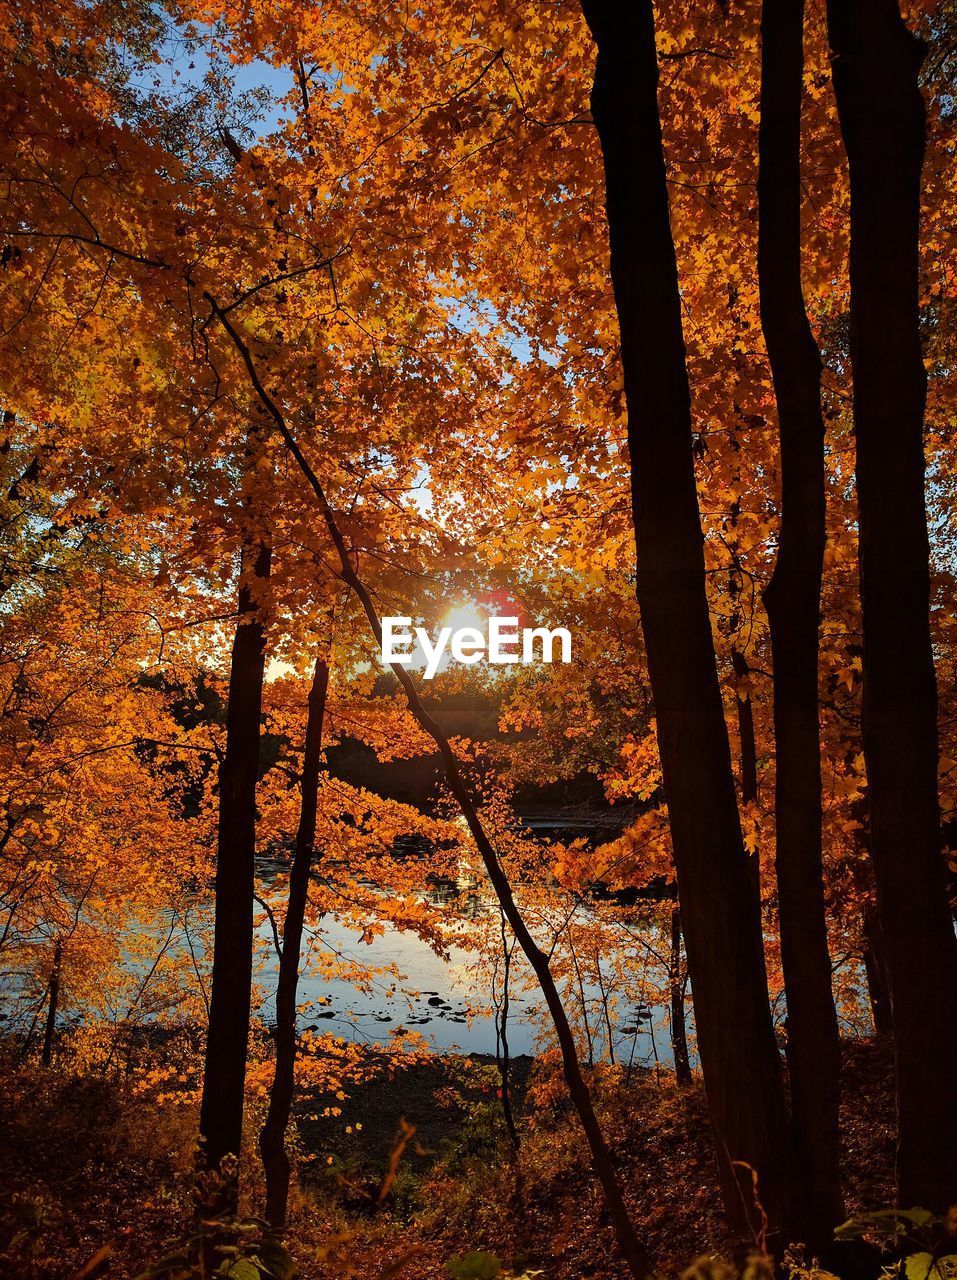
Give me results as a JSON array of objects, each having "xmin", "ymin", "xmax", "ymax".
[
  {"xmin": 669, "ymin": 907, "xmax": 692, "ymax": 1088},
  {"xmin": 826, "ymin": 0, "xmax": 957, "ymax": 1209},
  {"xmin": 861, "ymin": 901, "xmax": 893, "ymax": 1036},
  {"xmin": 579, "ymin": 0, "xmax": 793, "ymax": 1243},
  {"xmin": 199, "ymin": 533, "xmax": 272, "ymax": 1214},
  {"xmin": 595, "ymin": 949, "xmax": 616, "ymax": 1065},
  {"xmin": 495, "ymin": 912, "xmax": 520, "ymax": 1150},
  {"xmin": 732, "ymin": 649, "xmax": 759, "ymax": 808},
  {"xmin": 260, "ymin": 653, "xmax": 329, "ymax": 1229},
  {"xmin": 941, "ymin": 815, "xmax": 957, "ymax": 917},
  {"xmin": 757, "ymin": 0, "xmax": 843, "ymax": 1242},
  {"xmin": 41, "ymin": 939, "xmax": 61, "ymax": 1067},
  {"xmin": 731, "ymin": 648, "xmax": 762, "ymax": 902},
  {"xmin": 569, "ymin": 935, "xmax": 595, "ymax": 1068}
]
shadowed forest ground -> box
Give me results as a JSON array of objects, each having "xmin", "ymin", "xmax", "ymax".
[{"xmin": 0, "ymin": 1039, "xmax": 896, "ymax": 1279}]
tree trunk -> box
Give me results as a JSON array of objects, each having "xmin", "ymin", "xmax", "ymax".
[
  {"xmin": 669, "ymin": 907, "xmax": 692, "ymax": 1088},
  {"xmin": 260, "ymin": 653, "xmax": 329, "ymax": 1229},
  {"xmin": 826, "ymin": 0, "xmax": 957, "ymax": 1210},
  {"xmin": 199, "ymin": 533, "xmax": 272, "ymax": 1214},
  {"xmin": 495, "ymin": 912, "xmax": 520, "ymax": 1150},
  {"xmin": 732, "ymin": 650, "xmax": 759, "ymax": 809},
  {"xmin": 731, "ymin": 648, "xmax": 762, "ymax": 902},
  {"xmin": 861, "ymin": 900, "xmax": 893, "ymax": 1037},
  {"xmin": 41, "ymin": 939, "xmax": 61, "ymax": 1067},
  {"xmin": 757, "ymin": 0, "xmax": 843, "ymax": 1242},
  {"xmin": 579, "ymin": 0, "xmax": 793, "ymax": 1244}
]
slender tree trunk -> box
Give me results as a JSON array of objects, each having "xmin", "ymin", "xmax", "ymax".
[
  {"xmin": 757, "ymin": 0, "xmax": 843, "ymax": 1242},
  {"xmin": 40, "ymin": 939, "xmax": 61, "ymax": 1067},
  {"xmin": 569, "ymin": 934, "xmax": 595, "ymax": 1068},
  {"xmin": 941, "ymin": 816, "xmax": 957, "ymax": 917},
  {"xmin": 850, "ymin": 805, "xmax": 892, "ymax": 1035},
  {"xmin": 199, "ymin": 532, "xmax": 272, "ymax": 1214},
  {"xmin": 595, "ymin": 949, "xmax": 616, "ymax": 1066},
  {"xmin": 732, "ymin": 649, "xmax": 759, "ymax": 809},
  {"xmin": 669, "ymin": 907, "xmax": 692, "ymax": 1088},
  {"xmin": 861, "ymin": 900, "xmax": 893, "ymax": 1037},
  {"xmin": 826, "ymin": 0, "xmax": 957, "ymax": 1209},
  {"xmin": 731, "ymin": 648, "xmax": 762, "ymax": 902},
  {"xmin": 260, "ymin": 653, "xmax": 329, "ymax": 1229},
  {"xmin": 495, "ymin": 912, "xmax": 520, "ymax": 1150},
  {"xmin": 579, "ymin": 0, "xmax": 793, "ymax": 1243}
]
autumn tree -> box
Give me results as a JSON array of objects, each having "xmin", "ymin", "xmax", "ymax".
[
  {"xmin": 826, "ymin": 0, "xmax": 957, "ymax": 1210},
  {"xmin": 578, "ymin": 0, "xmax": 792, "ymax": 1241},
  {"xmin": 199, "ymin": 513, "xmax": 273, "ymax": 1210},
  {"xmin": 6, "ymin": 0, "xmax": 957, "ymax": 1269},
  {"xmin": 757, "ymin": 0, "xmax": 842, "ymax": 1241},
  {"xmin": 259, "ymin": 649, "xmax": 329, "ymax": 1228}
]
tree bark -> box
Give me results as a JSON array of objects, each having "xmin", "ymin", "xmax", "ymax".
[
  {"xmin": 757, "ymin": 0, "xmax": 843, "ymax": 1242},
  {"xmin": 199, "ymin": 532, "xmax": 272, "ymax": 1214},
  {"xmin": 732, "ymin": 649, "xmax": 759, "ymax": 809},
  {"xmin": 579, "ymin": 0, "xmax": 793, "ymax": 1244},
  {"xmin": 861, "ymin": 900, "xmax": 893, "ymax": 1037},
  {"xmin": 41, "ymin": 938, "xmax": 61, "ymax": 1067},
  {"xmin": 495, "ymin": 911, "xmax": 520, "ymax": 1150},
  {"xmin": 826, "ymin": 0, "xmax": 957, "ymax": 1210},
  {"xmin": 260, "ymin": 652, "xmax": 329, "ymax": 1229},
  {"xmin": 731, "ymin": 648, "xmax": 762, "ymax": 902},
  {"xmin": 669, "ymin": 906, "xmax": 692, "ymax": 1089}
]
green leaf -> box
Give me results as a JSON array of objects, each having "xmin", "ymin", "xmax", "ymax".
[
  {"xmin": 255, "ymin": 1239, "xmax": 298, "ymax": 1279},
  {"xmin": 835, "ymin": 1209, "xmax": 940, "ymax": 1242},
  {"xmin": 905, "ymin": 1253, "xmax": 937, "ymax": 1280},
  {"xmin": 904, "ymin": 1255, "xmax": 957, "ymax": 1280},
  {"xmin": 895, "ymin": 1211, "xmax": 940, "ymax": 1230},
  {"xmin": 218, "ymin": 1260, "xmax": 261, "ymax": 1280},
  {"xmin": 445, "ymin": 1252, "xmax": 501, "ymax": 1280}
]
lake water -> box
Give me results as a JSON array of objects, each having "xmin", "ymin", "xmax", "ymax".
[
  {"xmin": 0, "ymin": 845, "xmax": 683, "ymax": 1071},
  {"xmin": 252, "ymin": 863, "xmax": 680, "ymax": 1067}
]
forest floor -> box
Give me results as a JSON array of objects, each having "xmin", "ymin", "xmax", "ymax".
[{"xmin": 0, "ymin": 1037, "xmax": 897, "ymax": 1280}]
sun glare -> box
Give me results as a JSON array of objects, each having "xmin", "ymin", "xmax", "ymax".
[{"xmin": 441, "ymin": 602, "xmax": 487, "ymax": 633}]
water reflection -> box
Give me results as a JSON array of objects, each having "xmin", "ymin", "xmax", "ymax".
[{"xmin": 255, "ymin": 852, "xmax": 677, "ymax": 1065}]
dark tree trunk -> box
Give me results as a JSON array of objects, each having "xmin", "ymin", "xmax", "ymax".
[
  {"xmin": 495, "ymin": 913, "xmax": 520, "ymax": 1150},
  {"xmin": 669, "ymin": 907, "xmax": 692, "ymax": 1088},
  {"xmin": 732, "ymin": 649, "xmax": 759, "ymax": 809},
  {"xmin": 260, "ymin": 653, "xmax": 329, "ymax": 1229},
  {"xmin": 579, "ymin": 0, "xmax": 793, "ymax": 1243},
  {"xmin": 41, "ymin": 939, "xmax": 61, "ymax": 1067},
  {"xmin": 757, "ymin": 0, "xmax": 843, "ymax": 1242},
  {"xmin": 569, "ymin": 935, "xmax": 595, "ymax": 1068},
  {"xmin": 941, "ymin": 816, "xmax": 957, "ymax": 916},
  {"xmin": 826, "ymin": 0, "xmax": 957, "ymax": 1209},
  {"xmin": 595, "ymin": 949, "xmax": 616, "ymax": 1065},
  {"xmin": 861, "ymin": 900, "xmax": 893, "ymax": 1037},
  {"xmin": 199, "ymin": 534, "xmax": 272, "ymax": 1214},
  {"xmin": 731, "ymin": 648, "xmax": 762, "ymax": 902}
]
